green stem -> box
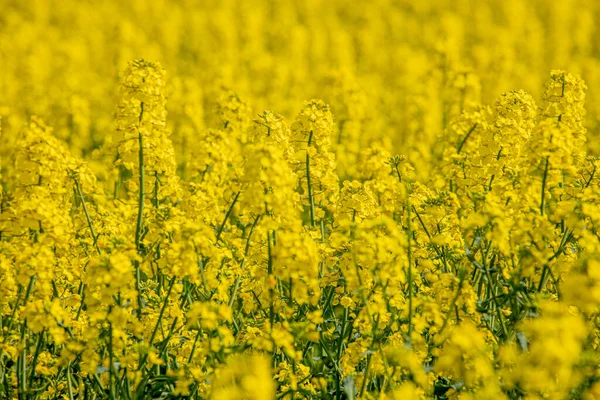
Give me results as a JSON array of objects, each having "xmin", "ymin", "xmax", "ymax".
[
  {"xmin": 359, "ymin": 354, "xmax": 372, "ymax": 397},
  {"xmin": 73, "ymin": 177, "xmax": 101, "ymax": 255},
  {"xmin": 109, "ymin": 321, "xmax": 115, "ymax": 400},
  {"xmin": 306, "ymin": 130, "xmax": 316, "ymax": 228},
  {"xmin": 153, "ymin": 171, "xmax": 159, "ymax": 208},
  {"xmin": 188, "ymin": 330, "xmax": 202, "ymax": 364},
  {"xmin": 135, "ymin": 102, "xmax": 145, "ymax": 252},
  {"xmin": 540, "ymin": 156, "xmax": 549, "ymax": 216},
  {"xmin": 335, "ymin": 307, "xmax": 349, "ymax": 400},
  {"xmin": 267, "ymin": 231, "xmax": 275, "ymax": 327},
  {"xmin": 4, "ymin": 287, "xmax": 24, "ymax": 338},
  {"xmin": 138, "ymin": 277, "xmax": 176, "ymax": 372},
  {"xmin": 28, "ymin": 330, "xmax": 44, "ymax": 384},
  {"xmin": 538, "ymin": 265, "xmax": 550, "ymax": 292},
  {"xmin": 157, "ymin": 317, "xmax": 178, "ymax": 358},
  {"xmin": 17, "ymin": 324, "xmax": 26, "ymax": 399},
  {"xmin": 216, "ymin": 191, "xmax": 241, "ymax": 243},
  {"xmin": 67, "ymin": 363, "xmax": 74, "ymax": 400},
  {"xmin": 134, "ymin": 102, "xmax": 146, "ymax": 321},
  {"xmin": 456, "ymin": 123, "xmax": 478, "ymax": 154},
  {"xmin": 229, "ymin": 215, "xmax": 261, "ymax": 308},
  {"xmin": 439, "ymin": 269, "xmax": 466, "ymax": 334},
  {"xmin": 484, "ymin": 266, "xmax": 509, "ymax": 340},
  {"xmin": 585, "ymin": 164, "xmax": 596, "ymax": 189},
  {"xmin": 406, "ymin": 198, "xmax": 413, "ymax": 339}
]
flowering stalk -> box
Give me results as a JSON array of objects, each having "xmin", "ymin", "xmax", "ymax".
[
  {"xmin": 306, "ymin": 130, "xmax": 316, "ymax": 227},
  {"xmin": 73, "ymin": 176, "xmax": 101, "ymax": 255},
  {"xmin": 406, "ymin": 197, "xmax": 413, "ymax": 339},
  {"xmin": 135, "ymin": 102, "xmax": 145, "ymax": 253},
  {"xmin": 216, "ymin": 190, "xmax": 241, "ymax": 243},
  {"xmin": 540, "ymin": 156, "xmax": 549, "ymax": 216}
]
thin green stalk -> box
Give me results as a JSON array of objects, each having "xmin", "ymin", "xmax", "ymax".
[
  {"xmin": 73, "ymin": 177, "xmax": 101, "ymax": 255},
  {"xmin": 439, "ymin": 269, "xmax": 466, "ymax": 334},
  {"xmin": 157, "ymin": 317, "xmax": 178, "ymax": 358},
  {"xmin": 18, "ymin": 273, "xmax": 36, "ymax": 399},
  {"xmin": 412, "ymin": 205, "xmax": 446, "ymax": 268},
  {"xmin": 359, "ymin": 354, "xmax": 372, "ymax": 398},
  {"xmin": 138, "ymin": 277, "xmax": 176, "ymax": 372},
  {"xmin": 109, "ymin": 321, "xmax": 115, "ymax": 400},
  {"xmin": 134, "ymin": 103, "xmax": 146, "ymax": 322},
  {"xmin": 188, "ymin": 329, "xmax": 202, "ymax": 364},
  {"xmin": 484, "ymin": 266, "xmax": 509, "ymax": 340},
  {"xmin": 75, "ymin": 287, "xmax": 86, "ymax": 321},
  {"xmin": 538, "ymin": 230, "xmax": 572, "ymax": 292},
  {"xmin": 17, "ymin": 324, "xmax": 26, "ymax": 399},
  {"xmin": 456, "ymin": 123, "xmax": 478, "ymax": 154},
  {"xmin": 135, "ymin": 264, "xmax": 143, "ymax": 320},
  {"xmin": 216, "ymin": 191, "xmax": 241, "ymax": 243},
  {"xmin": 306, "ymin": 130, "xmax": 316, "ymax": 227},
  {"xmin": 23, "ymin": 276, "xmax": 35, "ymax": 303},
  {"xmin": 538, "ymin": 265, "xmax": 552, "ymax": 293},
  {"xmin": 406, "ymin": 198, "xmax": 413, "ymax": 338},
  {"xmin": 4, "ymin": 286, "xmax": 24, "ymax": 339},
  {"xmin": 135, "ymin": 102, "xmax": 146, "ymax": 252},
  {"xmin": 28, "ymin": 330, "xmax": 45, "ymax": 383},
  {"xmin": 540, "ymin": 156, "xmax": 549, "ymax": 216},
  {"xmin": 585, "ymin": 164, "xmax": 596, "ymax": 189},
  {"xmin": 335, "ymin": 307, "xmax": 349, "ymax": 400},
  {"xmin": 267, "ymin": 231, "xmax": 275, "ymax": 326},
  {"xmin": 67, "ymin": 363, "xmax": 74, "ymax": 400},
  {"xmin": 321, "ymin": 286, "xmax": 337, "ymax": 318},
  {"xmin": 153, "ymin": 171, "xmax": 159, "ymax": 208},
  {"xmin": 318, "ymin": 338, "xmax": 342, "ymax": 375},
  {"xmin": 229, "ymin": 215, "xmax": 261, "ymax": 308}
]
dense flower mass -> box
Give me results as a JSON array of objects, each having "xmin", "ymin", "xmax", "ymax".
[{"xmin": 2, "ymin": 1, "xmax": 600, "ymax": 399}]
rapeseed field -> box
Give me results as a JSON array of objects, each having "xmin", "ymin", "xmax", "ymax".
[{"xmin": 1, "ymin": 1, "xmax": 600, "ymax": 399}]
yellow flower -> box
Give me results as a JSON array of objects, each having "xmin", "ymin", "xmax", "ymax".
[{"xmin": 211, "ymin": 355, "xmax": 275, "ymax": 400}]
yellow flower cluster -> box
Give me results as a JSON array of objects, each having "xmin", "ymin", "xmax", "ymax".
[{"xmin": 2, "ymin": 1, "xmax": 600, "ymax": 399}]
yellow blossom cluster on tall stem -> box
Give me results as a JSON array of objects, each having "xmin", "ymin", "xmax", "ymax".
[{"xmin": 2, "ymin": 1, "xmax": 600, "ymax": 399}]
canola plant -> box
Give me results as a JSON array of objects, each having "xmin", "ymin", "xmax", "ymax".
[{"xmin": 1, "ymin": 1, "xmax": 600, "ymax": 399}]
